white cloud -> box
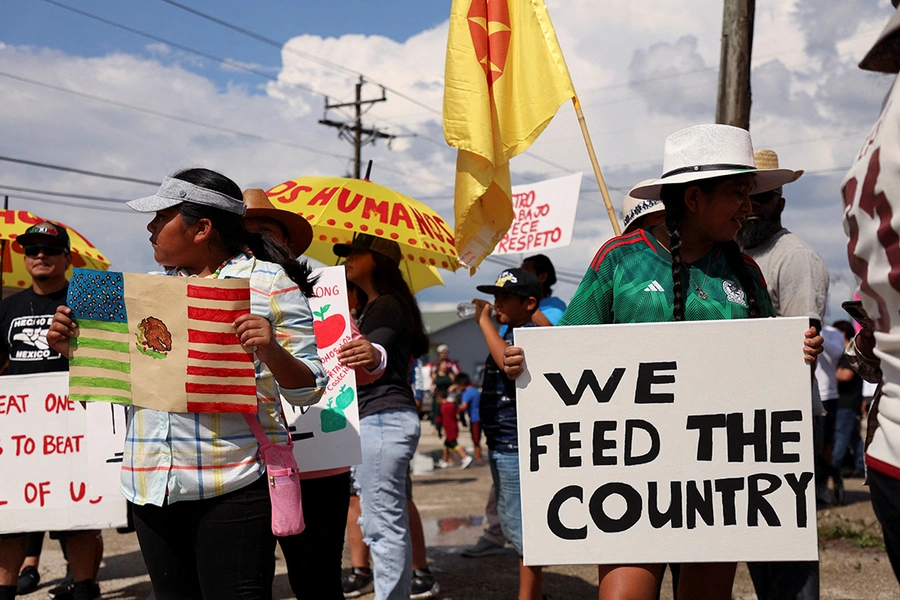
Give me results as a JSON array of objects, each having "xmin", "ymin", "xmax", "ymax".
[{"xmin": 0, "ymin": 0, "xmax": 895, "ymax": 322}]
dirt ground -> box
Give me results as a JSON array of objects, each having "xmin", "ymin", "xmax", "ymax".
[{"xmin": 14, "ymin": 422, "xmax": 900, "ymax": 600}]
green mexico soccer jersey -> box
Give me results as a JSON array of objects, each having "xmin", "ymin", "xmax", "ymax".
[{"xmin": 559, "ymin": 229, "xmax": 776, "ymax": 326}]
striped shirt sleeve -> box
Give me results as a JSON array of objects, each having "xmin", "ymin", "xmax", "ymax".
[
  {"xmin": 254, "ymin": 263, "xmax": 327, "ymax": 406},
  {"xmin": 559, "ymin": 247, "xmax": 615, "ymax": 326}
]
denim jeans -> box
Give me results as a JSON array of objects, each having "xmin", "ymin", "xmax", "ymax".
[
  {"xmin": 832, "ymin": 408, "xmax": 865, "ymax": 471},
  {"xmin": 351, "ymin": 409, "xmax": 420, "ymax": 600},
  {"xmin": 489, "ymin": 449, "xmax": 524, "ymax": 555}
]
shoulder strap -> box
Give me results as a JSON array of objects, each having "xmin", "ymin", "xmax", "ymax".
[
  {"xmin": 243, "ymin": 413, "xmax": 272, "ymax": 448},
  {"xmin": 243, "ymin": 407, "xmax": 295, "ymax": 450}
]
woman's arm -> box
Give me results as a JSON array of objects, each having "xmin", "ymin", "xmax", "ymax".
[
  {"xmin": 235, "ymin": 313, "xmax": 317, "ymax": 389},
  {"xmin": 244, "ymin": 267, "xmax": 327, "ymax": 406},
  {"xmin": 338, "ymin": 319, "xmax": 386, "ymax": 385}
]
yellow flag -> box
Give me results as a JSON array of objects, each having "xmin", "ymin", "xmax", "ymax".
[{"xmin": 443, "ymin": 0, "xmax": 575, "ymax": 270}]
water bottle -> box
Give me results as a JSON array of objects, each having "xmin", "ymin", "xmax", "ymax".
[{"xmin": 457, "ymin": 301, "xmax": 476, "ymax": 319}]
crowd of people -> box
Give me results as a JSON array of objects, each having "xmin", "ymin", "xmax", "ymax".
[{"xmin": 1, "ymin": 3, "xmax": 900, "ymax": 600}]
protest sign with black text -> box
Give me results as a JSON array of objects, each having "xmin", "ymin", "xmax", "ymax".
[{"xmin": 515, "ymin": 317, "xmax": 816, "ymax": 565}]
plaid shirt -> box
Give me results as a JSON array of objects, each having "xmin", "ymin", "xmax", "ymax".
[{"xmin": 121, "ymin": 253, "xmax": 327, "ymax": 506}]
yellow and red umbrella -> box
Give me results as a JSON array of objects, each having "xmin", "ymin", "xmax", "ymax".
[
  {"xmin": 0, "ymin": 210, "xmax": 110, "ymax": 293},
  {"xmin": 265, "ymin": 177, "xmax": 459, "ymax": 292}
]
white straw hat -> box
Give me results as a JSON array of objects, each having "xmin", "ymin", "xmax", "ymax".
[
  {"xmin": 622, "ymin": 180, "xmax": 665, "ymax": 232},
  {"xmin": 629, "ymin": 125, "xmax": 797, "ymax": 200}
]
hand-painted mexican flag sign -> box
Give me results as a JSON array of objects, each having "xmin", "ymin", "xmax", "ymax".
[
  {"xmin": 0, "ymin": 373, "xmax": 127, "ymax": 533},
  {"xmin": 67, "ymin": 269, "xmax": 257, "ymax": 413},
  {"xmin": 515, "ymin": 318, "xmax": 816, "ymax": 566},
  {"xmin": 281, "ymin": 266, "xmax": 362, "ymax": 472}
]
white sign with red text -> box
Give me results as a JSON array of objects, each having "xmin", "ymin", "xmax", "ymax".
[
  {"xmin": 0, "ymin": 372, "xmax": 127, "ymax": 533},
  {"xmin": 281, "ymin": 266, "xmax": 362, "ymax": 472},
  {"xmin": 493, "ymin": 172, "xmax": 583, "ymax": 255}
]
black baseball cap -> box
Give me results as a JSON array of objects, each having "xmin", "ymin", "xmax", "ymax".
[
  {"xmin": 18, "ymin": 222, "xmax": 71, "ymax": 250},
  {"xmin": 476, "ymin": 268, "xmax": 541, "ymax": 300},
  {"xmin": 334, "ymin": 233, "xmax": 401, "ymax": 265}
]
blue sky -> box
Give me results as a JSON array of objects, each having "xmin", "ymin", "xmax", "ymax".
[
  {"xmin": 0, "ymin": 0, "xmax": 896, "ymax": 318},
  {"xmin": 6, "ymin": 1, "xmax": 449, "ymax": 55},
  {"xmin": 5, "ymin": 0, "xmax": 449, "ymax": 92}
]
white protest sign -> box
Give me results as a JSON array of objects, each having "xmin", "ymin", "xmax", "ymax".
[
  {"xmin": 515, "ymin": 317, "xmax": 816, "ymax": 565},
  {"xmin": 282, "ymin": 266, "xmax": 362, "ymax": 472},
  {"xmin": 0, "ymin": 372, "xmax": 127, "ymax": 533},
  {"xmin": 493, "ymin": 172, "xmax": 583, "ymax": 255}
]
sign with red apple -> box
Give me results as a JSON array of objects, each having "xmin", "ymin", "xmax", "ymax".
[{"xmin": 281, "ymin": 266, "xmax": 362, "ymax": 472}]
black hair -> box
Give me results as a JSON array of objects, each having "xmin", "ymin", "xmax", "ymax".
[
  {"xmin": 454, "ymin": 372, "xmax": 471, "ymax": 387},
  {"xmin": 369, "ymin": 251, "xmax": 430, "ymax": 358},
  {"xmin": 346, "ymin": 281, "xmax": 368, "ymax": 311},
  {"xmin": 833, "ymin": 320, "xmax": 856, "ymax": 342},
  {"xmin": 523, "ymin": 254, "xmax": 556, "ymax": 297},
  {"xmin": 433, "ymin": 386, "xmax": 449, "ymax": 400},
  {"xmin": 171, "ymin": 168, "xmax": 316, "ymax": 297},
  {"xmin": 659, "ymin": 176, "xmax": 761, "ymax": 321}
]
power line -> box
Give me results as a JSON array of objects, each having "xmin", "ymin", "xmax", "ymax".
[
  {"xmin": 5, "ymin": 192, "xmax": 134, "ymax": 213},
  {"xmin": 0, "ymin": 70, "xmax": 353, "ymax": 160},
  {"xmin": 0, "ymin": 184, "xmax": 129, "ymax": 203},
  {"xmin": 0, "ymin": 155, "xmax": 159, "ymax": 186},
  {"xmin": 158, "ymin": 0, "xmax": 441, "ymax": 117},
  {"xmin": 0, "ymin": 72, "xmax": 451, "ymax": 187},
  {"xmin": 155, "ymin": 0, "xmax": 584, "ymax": 177},
  {"xmin": 38, "ymin": 0, "xmax": 333, "ymax": 101}
]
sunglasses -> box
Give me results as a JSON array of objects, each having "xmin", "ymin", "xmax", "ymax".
[{"xmin": 23, "ymin": 244, "xmax": 67, "ymax": 257}]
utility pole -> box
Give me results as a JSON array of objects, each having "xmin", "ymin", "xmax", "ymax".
[
  {"xmin": 715, "ymin": 0, "xmax": 755, "ymax": 130},
  {"xmin": 319, "ymin": 76, "xmax": 395, "ymax": 179}
]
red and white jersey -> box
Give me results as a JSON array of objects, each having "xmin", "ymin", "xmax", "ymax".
[{"xmin": 842, "ymin": 74, "xmax": 900, "ymax": 479}]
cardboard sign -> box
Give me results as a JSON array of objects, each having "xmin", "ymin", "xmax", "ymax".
[
  {"xmin": 67, "ymin": 269, "xmax": 257, "ymax": 413},
  {"xmin": 493, "ymin": 173, "xmax": 582, "ymax": 255},
  {"xmin": 0, "ymin": 373, "xmax": 127, "ymax": 533},
  {"xmin": 282, "ymin": 266, "xmax": 362, "ymax": 472},
  {"xmin": 515, "ymin": 318, "xmax": 816, "ymax": 565}
]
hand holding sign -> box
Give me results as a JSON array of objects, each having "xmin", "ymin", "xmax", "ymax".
[{"xmin": 338, "ymin": 338, "xmax": 380, "ymax": 371}]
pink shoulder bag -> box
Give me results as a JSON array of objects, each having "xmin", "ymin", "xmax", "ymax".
[{"xmin": 243, "ymin": 413, "xmax": 305, "ymax": 537}]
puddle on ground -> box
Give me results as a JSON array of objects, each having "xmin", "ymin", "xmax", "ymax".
[{"xmin": 421, "ymin": 515, "xmax": 485, "ymax": 547}]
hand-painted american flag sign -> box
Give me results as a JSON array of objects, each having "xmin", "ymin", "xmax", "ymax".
[{"xmin": 67, "ymin": 269, "xmax": 257, "ymax": 413}]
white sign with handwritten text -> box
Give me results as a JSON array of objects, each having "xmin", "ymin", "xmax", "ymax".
[
  {"xmin": 282, "ymin": 266, "xmax": 362, "ymax": 473},
  {"xmin": 0, "ymin": 372, "xmax": 127, "ymax": 533}
]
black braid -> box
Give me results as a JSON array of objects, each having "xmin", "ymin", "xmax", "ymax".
[
  {"xmin": 721, "ymin": 240, "xmax": 761, "ymax": 318},
  {"xmin": 665, "ymin": 209, "xmax": 686, "ymax": 321},
  {"xmin": 660, "ymin": 185, "xmax": 688, "ymax": 321}
]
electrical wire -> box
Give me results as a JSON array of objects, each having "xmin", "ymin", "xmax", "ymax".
[
  {"xmin": 38, "ymin": 0, "xmax": 331, "ymax": 100},
  {"xmin": 0, "ymin": 70, "xmax": 351, "ymax": 160},
  {"xmin": 0, "ymin": 184, "xmax": 129, "ymax": 203},
  {"xmin": 4, "ymin": 192, "xmax": 134, "ymax": 213},
  {"xmin": 0, "ymin": 155, "xmax": 159, "ymax": 186},
  {"xmin": 153, "ymin": 0, "xmax": 592, "ymax": 176}
]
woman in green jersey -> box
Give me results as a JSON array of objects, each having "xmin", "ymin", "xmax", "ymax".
[{"xmin": 503, "ymin": 124, "xmax": 824, "ymax": 600}]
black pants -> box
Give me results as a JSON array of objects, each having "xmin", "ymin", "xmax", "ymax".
[
  {"xmin": 869, "ymin": 468, "xmax": 900, "ymax": 583},
  {"xmin": 278, "ymin": 471, "xmax": 351, "ymax": 600},
  {"xmin": 133, "ymin": 476, "xmax": 275, "ymax": 600},
  {"xmin": 747, "ymin": 561, "xmax": 819, "ymax": 600}
]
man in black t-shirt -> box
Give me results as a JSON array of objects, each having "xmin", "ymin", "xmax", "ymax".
[{"xmin": 0, "ymin": 223, "xmax": 101, "ymax": 600}]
